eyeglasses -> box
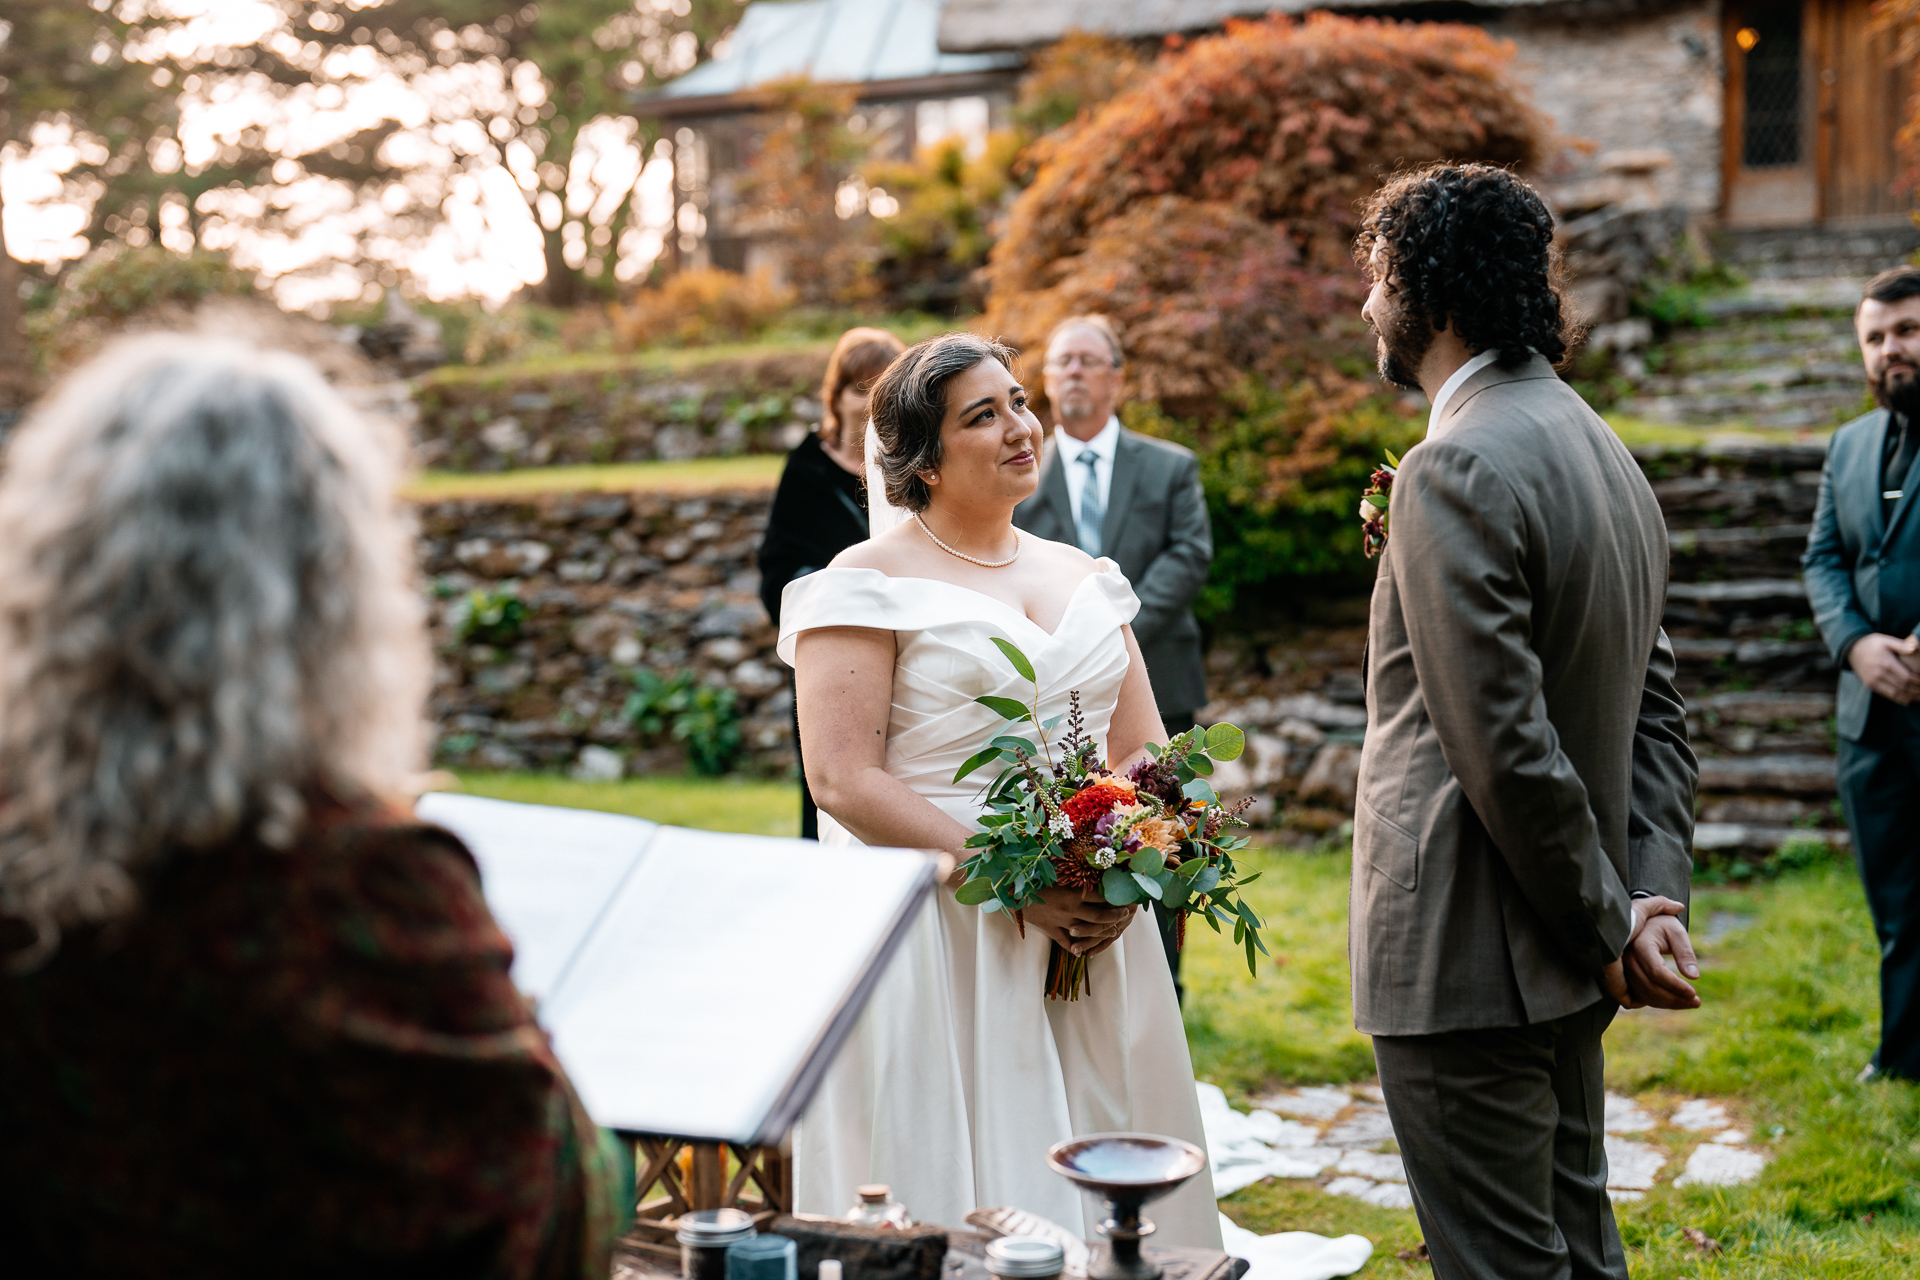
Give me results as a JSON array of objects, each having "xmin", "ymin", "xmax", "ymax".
[{"xmin": 1043, "ymin": 353, "xmax": 1118, "ymax": 371}]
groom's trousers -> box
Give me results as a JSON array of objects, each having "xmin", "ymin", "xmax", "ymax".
[{"xmin": 1372, "ymin": 998, "xmax": 1626, "ymax": 1280}]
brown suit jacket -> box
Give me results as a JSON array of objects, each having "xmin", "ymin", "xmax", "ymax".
[{"xmin": 1351, "ymin": 356, "xmax": 1697, "ymax": 1036}]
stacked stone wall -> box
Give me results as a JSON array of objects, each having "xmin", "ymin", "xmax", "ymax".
[
  {"xmin": 418, "ymin": 488, "xmax": 793, "ymax": 777},
  {"xmin": 1493, "ymin": 1, "xmax": 1723, "ymax": 216}
]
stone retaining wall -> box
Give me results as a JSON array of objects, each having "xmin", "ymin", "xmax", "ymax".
[
  {"xmin": 419, "ymin": 489, "xmax": 792, "ymax": 777},
  {"xmin": 411, "ymin": 348, "xmax": 830, "ymax": 471}
]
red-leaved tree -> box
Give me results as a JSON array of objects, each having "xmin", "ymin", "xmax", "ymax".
[{"xmin": 981, "ymin": 13, "xmax": 1546, "ymax": 424}]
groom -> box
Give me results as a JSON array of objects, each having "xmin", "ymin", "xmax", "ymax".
[{"xmin": 1350, "ymin": 164, "xmax": 1701, "ymax": 1280}]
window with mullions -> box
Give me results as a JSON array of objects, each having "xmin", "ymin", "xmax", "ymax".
[{"xmin": 1739, "ymin": 7, "xmax": 1804, "ymax": 168}]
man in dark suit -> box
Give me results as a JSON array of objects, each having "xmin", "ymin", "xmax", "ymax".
[
  {"xmin": 1014, "ymin": 314, "xmax": 1212, "ymax": 998},
  {"xmin": 1804, "ymin": 264, "xmax": 1920, "ymax": 1083},
  {"xmin": 1351, "ymin": 164, "xmax": 1701, "ymax": 1280}
]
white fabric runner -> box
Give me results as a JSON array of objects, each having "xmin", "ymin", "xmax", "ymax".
[{"xmin": 1197, "ymin": 1084, "xmax": 1373, "ymax": 1280}]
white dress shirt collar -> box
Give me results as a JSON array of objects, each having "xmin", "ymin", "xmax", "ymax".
[
  {"xmin": 1427, "ymin": 349, "xmax": 1502, "ymax": 438},
  {"xmin": 1055, "ymin": 415, "xmax": 1121, "ymax": 463}
]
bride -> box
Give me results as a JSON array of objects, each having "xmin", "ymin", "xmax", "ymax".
[{"xmin": 775, "ymin": 333, "xmax": 1220, "ymax": 1245}]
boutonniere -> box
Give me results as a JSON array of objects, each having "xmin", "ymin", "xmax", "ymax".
[{"xmin": 1359, "ymin": 448, "xmax": 1399, "ymax": 559}]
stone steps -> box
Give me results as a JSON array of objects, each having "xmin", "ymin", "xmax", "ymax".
[{"xmin": 1713, "ymin": 222, "xmax": 1920, "ymax": 281}]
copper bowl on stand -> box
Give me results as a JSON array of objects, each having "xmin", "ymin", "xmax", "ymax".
[{"xmin": 1046, "ymin": 1133, "xmax": 1207, "ymax": 1280}]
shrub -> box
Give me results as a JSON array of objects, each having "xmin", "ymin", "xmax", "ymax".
[
  {"xmin": 45, "ymin": 245, "xmax": 254, "ymax": 326},
  {"xmin": 1130, "ymin": 383, "xmax": 1424, "ymax": 620},
  {"xmin": 607, "ymin": 268, "xmax": 796, "ymax": 350},
  {"xmin": 981, "ymin": 13, "xmax": 1545, "ymax": 423},
  {"xmin": 861, "ymin": 133, "xmax": 1021, "ymax": 311},
  {"xmin": 28, "ymin": 245, "xmax": 254, "ymax": 372},
  {"xmin": 1009, "ymin": 32, "xmax": 1153, "ymax": 142},
  {"xmin": 453, "ymin": 588, "xmax": 529, "ymax": 647},
  {"xmin": 623, "ymin": 669, "xmax": 743, "ymax": 776}
]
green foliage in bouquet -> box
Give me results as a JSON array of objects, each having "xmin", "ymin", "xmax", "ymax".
[{"xmin": 951, "ymin": 638, "xmax": 1270, "ymax": 994}]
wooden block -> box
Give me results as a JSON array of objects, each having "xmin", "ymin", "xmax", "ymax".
[{"xmin": 766, "ymin": 1215, "xmax": 948, "ymax": 1280}]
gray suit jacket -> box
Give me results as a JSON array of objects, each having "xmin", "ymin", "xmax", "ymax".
[
  {"xmin": 1351, "ymin": 356, "xmax": 1698, "ymax": 1037},
  {"xmin": 1803, "ymin": 407, "xmax": 1920, "ymax": 742},
  {"xmin": 1014, "ymin": 427, "xmax": 1213, "ymax": 716}
]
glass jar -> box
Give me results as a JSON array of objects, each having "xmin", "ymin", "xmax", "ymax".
[
  {"xmin": 845, "ymin": 1184, "xmax": 912, "ymax": 1229},
  {"xmin": 985, "ymin": 1236, "xmax": 1065, "ymax": 1280},
  {"xmin": 677, "ymin": 1208, "xmax": 757, "ymax": 1280},
  {"xmin": 726, "ymin": 1232, "xmax": 797, "ymax": 1280}
]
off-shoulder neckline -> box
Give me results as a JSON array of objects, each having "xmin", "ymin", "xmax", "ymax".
[{"xmin": 797, "ymin": 561, "xmax": 1122, "ymax": 640}]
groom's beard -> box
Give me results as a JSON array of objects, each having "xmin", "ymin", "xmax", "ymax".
[
  {"xmin": 1871, "ymin": 358, "xmax": 1920, "ymax": 419},
  {"xmin": 1376, "ymin": 308, "xmax": 1436, "ymax": 391}
]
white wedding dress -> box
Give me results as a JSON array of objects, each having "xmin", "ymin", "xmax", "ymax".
[{"xmin": 775, "ymin": 561, "xmax": 1221, "ymax": 1248}]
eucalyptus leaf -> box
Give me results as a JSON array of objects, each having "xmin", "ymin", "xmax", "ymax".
[
  {"xmin": 1144, "ymin": 742, "xmax": 1162, "ymax": 759},
  {"xmin": 1132, "ymin": 871, "xmax": 1164, "ymax": 900},
  {"xmin": 975, "ymin": 695, "xmax": 1032, "ymax": 721},
  {"xmin": 1041, "ymin": 714, "xmax": 1064, "ymax": 732},
  {"xmin": 955, "ymin": 877, "xmax": 997, "ymax": 905},
  {"xmin": 1164, "ymin": 877, "xmax": 1193, "ymax": 909},
  {"xmin": 1203, "ymin": 723, "xmax": 1246, "ymax": 761},
  {"xmin": 1130, "ymin": 847, "xmax": 1165, "ymax": 876},
  {"xmin": 1182, "ymin": 778, "xmax": 1219, "ymax": 804},
  {"xmin": 1191, "ymin": 865, "xmax": 1221, "ymax": 894},
  {"xmin": 1102, "ymin": 867, "xmax": 1143, "ymax": 905},
  {"xmin": 991, "ymin": 637, "xmax": 1036, "ymax": 682},
  {"xmin": 1244, "ymin": 933, "xmax": 1258, "ymax": 976}
]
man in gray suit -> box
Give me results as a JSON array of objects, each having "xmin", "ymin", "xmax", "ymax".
[
  {"xmin": 1350, "ymin": 164, "xmax": 1701, "ymax": 1280},
  {"xmin": 1803, "ymin": 264, "xmax": 1920, "ymax": 1083},
  {"xmin": 1014, "ymin": 314, "xmax": 1212, "ymax": 997}
]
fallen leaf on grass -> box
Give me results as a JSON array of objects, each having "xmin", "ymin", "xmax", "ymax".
[
  {"xmin": 1395, "ymin": 1242, "xmax": 1429, "ymax": 1261},
  {"xmin": 1682, "ymin": 1227, "xmax": 1721, "ymax": 1255}
]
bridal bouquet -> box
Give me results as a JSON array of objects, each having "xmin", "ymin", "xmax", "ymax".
[{"xmin": 952, "ymin": 638, "xmax": 1268, "ymax": 1000}]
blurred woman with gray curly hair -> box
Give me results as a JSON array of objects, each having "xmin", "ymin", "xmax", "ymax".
[{"xmin": 0, "ymin": 335, "xmax": 622, "ymax": 1278}]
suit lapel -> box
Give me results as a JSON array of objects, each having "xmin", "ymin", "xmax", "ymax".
[
  {"xmin": 1101, "ymin": 430, "xmax": 1142, "ymax": 558},
  {"xmin": 1865, "ymin": 410, "xmax": 1893, "ymax": 549}
]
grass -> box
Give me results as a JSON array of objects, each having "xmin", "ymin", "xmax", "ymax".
[
  {"xmin": 1603, "ymin": 413, "xmax": 1834, "ymax": 450},
  {"xmin": 447, "ymin": 770, "xmax": 800, "ymax": 837},
  {"xmin": 416, "ymin": 312, "xmax": 957, "ymax": 389},
  {"xmin": 1183, "ymin": 846, "xmax": 1920, "ymax": 1276},
  {"xmin": 402, "ymin": 454, "xmax": 783, "ymax": 500},
  {"xmin": 436, "ymin": 774, "xmax": 1920, "ymax": 1273}
]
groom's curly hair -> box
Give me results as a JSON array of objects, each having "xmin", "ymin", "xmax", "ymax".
[{"xmin": 1355, "ymin": 163, "xmax": 1580, "ymax": 370}]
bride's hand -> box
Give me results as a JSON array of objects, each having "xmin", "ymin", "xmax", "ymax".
[{"xmin": 1023, "ymin": 885, "xmax": 1136, "ymax": 956}]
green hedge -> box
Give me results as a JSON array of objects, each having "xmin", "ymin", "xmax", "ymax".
[{"xmin": 1130, "ymin": 381, "xmax": 1423, "ymax": 622}]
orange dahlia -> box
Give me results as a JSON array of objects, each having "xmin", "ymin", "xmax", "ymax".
[{"xmin": 1063, "ymin": 782, "xmax": 1133, "ymax": 832}]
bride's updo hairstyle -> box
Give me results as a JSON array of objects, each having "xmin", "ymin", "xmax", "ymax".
[{"xmin": 866, "ymin": 332, "xmax": 1018, "ymax": 513}]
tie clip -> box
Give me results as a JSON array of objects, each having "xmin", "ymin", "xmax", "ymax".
[{"xmin": 1887, "ymin": 490, "xmax": 1905, "ymax": 500}]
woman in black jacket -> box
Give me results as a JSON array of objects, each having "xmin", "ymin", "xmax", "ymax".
[{"xmin": 758, "ymin": 326, "xmax": 905, "ymax": 838}]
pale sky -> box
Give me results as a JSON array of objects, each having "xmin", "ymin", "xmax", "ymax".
[{"xmin": 1, "ymin": 0, "xmax": 681, "ymax": 310}]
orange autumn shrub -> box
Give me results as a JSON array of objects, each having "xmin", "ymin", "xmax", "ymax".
[{"xmin": 982, "ymin": 13, "xmax": 1546, "ymax": 422}]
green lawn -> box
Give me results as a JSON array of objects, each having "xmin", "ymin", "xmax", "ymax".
[
  {"xmin": 1186, "ymin": 848, "xmax": 1920, "ymax": 1277},
  {"xmin": 441, "ymin": 775, "xmax": 1920, "ymax": 1274},
  {"xmin": 404, "ymin": 453, "xmax": 783, "ymax": 500},
  {"xmin": 1603, "ymin": 412, "xmax": 1833, "ymax": 450},
  {"xmin": 448, "ymin": 770, "xmax": 800, "ymax": 837}
]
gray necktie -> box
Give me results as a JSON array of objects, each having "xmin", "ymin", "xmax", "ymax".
[{"xmin": 1076, "ymin": 448, "xmax": 1104, "ymax": 557}]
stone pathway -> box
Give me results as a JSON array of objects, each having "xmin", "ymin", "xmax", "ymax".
[{"xmin": 1200, "ymin": 1081, "xmax": 1769, "ymax": 1211}]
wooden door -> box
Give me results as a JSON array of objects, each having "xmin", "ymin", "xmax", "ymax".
[
  {"xmin": 1723, "ymin": 0, "xmax": 1818, "ymax": 226},
  {"xmin": 1723, "ymin": 0, "xmax": 1914, "ymax": 226},
  {"xmin": 1811, "ymin": 0, "xmax": 1913, "ymax": 222}
]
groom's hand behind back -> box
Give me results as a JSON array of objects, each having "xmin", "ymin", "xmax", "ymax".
[{"xmin": 1619, "ymin": 895, "xmax": 1702, "ymax": 1010}]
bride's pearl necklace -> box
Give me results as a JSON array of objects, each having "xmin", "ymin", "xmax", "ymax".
[{"xmin": 914, "ymin": 513, "xmax": 1020, "ymax": 568}]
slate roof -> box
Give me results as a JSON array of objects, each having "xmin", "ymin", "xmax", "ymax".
[
  {"xmin": 935, "ymin": 0, "xmax": 1550, "ymax": 52},
  {"xmin": 642, "ymin": 0, "xmax": 1023, "ymax": 110}
]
